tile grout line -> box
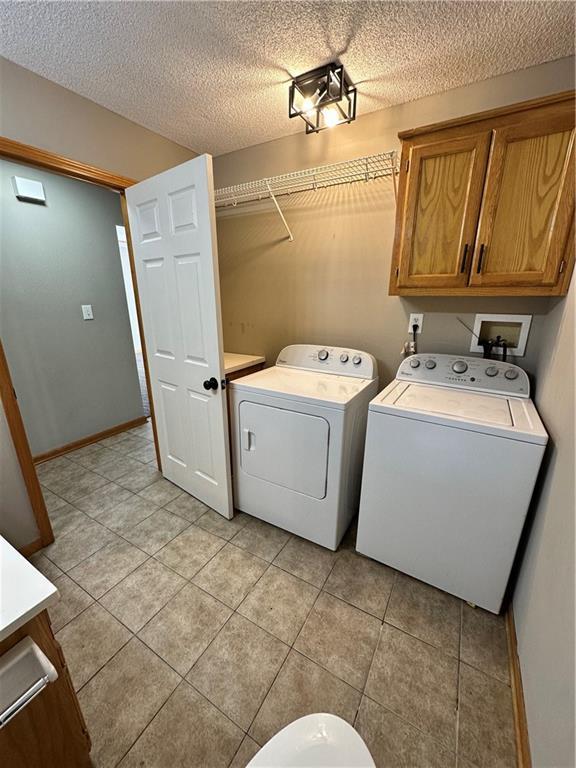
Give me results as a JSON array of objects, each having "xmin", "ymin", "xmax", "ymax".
[
  {"xmin": 51, "ymin": 593, "xmax": 95, "ymax": 635},
  {"xmin": 44, "ymin": 493, "xmax": 198, "ymax": 575},
  {"xmin": 360, "ymin": 687, "xmax": 459, "ymax": 758},
  {"xmin": 37, "ymin": 430, "xmax": 250, "ymax": 762},
  {"xmin": 57, "ymin": 602, "xmax": 136, "ymax": 696},
  {"xmin": 41, "ymin": 432, "xmax": 158, "ymax": 499},
  {"xmin": 455, "ymin": 600, "xmax": 464, "ymax": 765},
  {"xmin": 109, "ymin": 658, "xmax": 183, "ymax": 768},
  {"xmin": 124, "ymin": 522, "xmax": 281, "ymax": 666},
  {"xmin": 42, "ymin": 461, "xmax": 508, "ymax": 766},
  {"xmin": 240, "ymin": 564, "xmax": 328, "ymax": 740},
  {"xmin": 354, "ymin": 570, "xmax": 399, "ymax": 727},
  {"xmin": 59, "ymin": 506, "xmax": 285, "ymax": 641}
]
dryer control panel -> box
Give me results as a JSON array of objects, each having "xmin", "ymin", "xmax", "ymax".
[
  {"xmin": 276, "ymin": 345, "xmax": 377, "ymax": 380},
  {"xmin": 397, "ymin": 354, "xmax": 530, "ymax": 398}
]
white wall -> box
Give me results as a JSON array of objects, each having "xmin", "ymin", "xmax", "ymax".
[{"xmin": 513, "ymin": 281, "xmax": 575, "ymax": 768}]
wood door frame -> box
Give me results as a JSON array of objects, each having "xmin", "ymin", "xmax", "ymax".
[
  {"xmin": 0, "ymin": 137, "xmax": 163, "ymax": 550},
  {"xmin": 0, "ymin": 340, "xmax": 53, "ymax": 549}
]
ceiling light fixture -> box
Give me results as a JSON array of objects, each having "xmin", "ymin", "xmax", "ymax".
[{"xmin": 289, "ymin": 63, "xmax": 357, "ymax": 134}]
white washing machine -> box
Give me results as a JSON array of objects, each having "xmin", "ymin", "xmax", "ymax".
[
  {"xmin": 357, "ymin": 354, "xmax": 548, "ymax": 613},
  {"xmin": 230, "ymin": 344, "xmax": 379, "ymax": 550}
]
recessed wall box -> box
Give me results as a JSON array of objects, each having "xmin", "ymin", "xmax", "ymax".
[
  {"xmin": 12, "ymin": 176, "xmax": 46, "ymax": 204},
  {"xmin": 470, "ymin": 314, "xmax": 532, "ymax": 357}
]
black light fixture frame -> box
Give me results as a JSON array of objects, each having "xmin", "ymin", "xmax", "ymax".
[{"xmin": 289, "ymin": 63, "xmax": 357, "ymax": 134}]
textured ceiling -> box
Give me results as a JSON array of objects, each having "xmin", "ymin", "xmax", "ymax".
[{"xmin": 1, "ymin": 1, "xmax": 574, "ymax": 156}]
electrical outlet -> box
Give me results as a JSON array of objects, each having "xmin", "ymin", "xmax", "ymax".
[
  {"xmin": 81, "ymin": 304, "xmax": 94, "ymax": 320},
  {"xmin": 408, "ymin": 313, "xmax": 423, "ymax": 333}
]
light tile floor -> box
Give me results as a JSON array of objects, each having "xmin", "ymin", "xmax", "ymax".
[{"xmin": 32, "ymin": 421, "xmax": 516, "ymax": 768}]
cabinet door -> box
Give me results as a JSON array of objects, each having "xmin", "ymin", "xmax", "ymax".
[
  {"xmin": 470, "ymin": 115, "xmax": 575, "ymax": 288},
  {"xmin": 396, "ymin": 133, "xmax": 491, "ymax": 289}
]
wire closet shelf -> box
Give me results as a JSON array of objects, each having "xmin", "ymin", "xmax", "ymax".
[
  {"xmin": 214, "ymin": 149, "xmax": 398, "ymax": 208},
  {"xmin": 213, "ymin": 149, "xmax": 398, "ymax": 241}
]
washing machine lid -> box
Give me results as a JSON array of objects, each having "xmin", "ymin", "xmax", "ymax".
[
  {"xmin": 229, "ymin": 366, "xmax": 374, "ymax": 409},
  {"xmin": 371, "ymin": 381, "xmax": 548, "ymax": 445}
]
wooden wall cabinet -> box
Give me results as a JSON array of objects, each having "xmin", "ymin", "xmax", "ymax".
[{"xmin": 389, "ymin": 92, "xmax": 575, "ymax": 296}]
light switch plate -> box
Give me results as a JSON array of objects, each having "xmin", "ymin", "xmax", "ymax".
[
  {"xmin": 81, "ymin": 304, "xmax": 94, "ymax": 320},
  {"xmin": 408, "ymin": 313, "xmax": 423, "ymax": 333}
]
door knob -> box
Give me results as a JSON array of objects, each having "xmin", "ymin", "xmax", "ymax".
[{"xmin": 203, "ymin": 377, "xmax": 219, "ymax": 391}]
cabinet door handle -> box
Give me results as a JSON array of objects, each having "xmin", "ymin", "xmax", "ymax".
[
  {"xmin": 460, "ymin": 244, "xmax": 469, "ymax": 273},
  {"xmin": 476, "ymin": 244, "xmax": 486, "ymax": 274}
]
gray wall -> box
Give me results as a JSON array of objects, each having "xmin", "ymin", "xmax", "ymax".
[
  {"xmin": 0, "ymin": 57, "xmax": 196, "ymax": 180},
  {"xmin": 0, "ymin": 159, "xmax": 144, "ymax": 455},
  {"xmin": 513, "ymin": 282, "xmax": 575, "ymax": 768}
]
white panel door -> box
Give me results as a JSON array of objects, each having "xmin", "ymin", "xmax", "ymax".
[{"xmin": 126, "ymin": 155, "xmax": 232, "ymax": 518}]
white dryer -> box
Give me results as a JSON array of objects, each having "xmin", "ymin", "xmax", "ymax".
[
  {"xmin": 230, "ymin": 345, "xmax": 379, "ymax": 550},
  {"xmin": 357, "ymin": 354, "xmax": 548, "ymax": 613}
]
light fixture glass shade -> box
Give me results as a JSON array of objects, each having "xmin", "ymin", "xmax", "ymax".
[{"xmin": 289, "ymin": 63, "xmax": 357, "ymax": 134}]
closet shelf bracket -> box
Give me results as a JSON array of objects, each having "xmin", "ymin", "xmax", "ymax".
[{"xmin": 265, "ymin": 179, "xmax": 294, "ymax": 242}]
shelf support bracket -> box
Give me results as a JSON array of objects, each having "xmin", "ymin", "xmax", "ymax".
[
  {"xmin": 265, "ymin": 179, "xmax": 294, "ymax": 242},
  {"xmin": 391, "ymin": 157, "xmax": 398, "ymax": 204}
]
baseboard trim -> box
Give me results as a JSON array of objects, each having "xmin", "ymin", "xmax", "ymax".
[
  {"xmin": 506, "ymin": 607, "xmax": 532, "ymax": 768},
  {"xmin": 33, "ymin": 417, "xmax": 148, "ymax": 464},
  {"xmin": 19, "ymin": 538, "xmax": 43, "ymax": 558}
]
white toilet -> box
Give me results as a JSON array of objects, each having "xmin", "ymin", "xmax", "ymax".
[{"xmin": 247, "ymin": 713, "xmax": 375, "ymax": 767}]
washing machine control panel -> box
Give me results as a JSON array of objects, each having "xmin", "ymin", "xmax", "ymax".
[
  {"xmin": 397, "ymin": 354, "xmax": 530, "ymax": 398},
  {"xmin": 276, "ymin": 345, "xmax": 377, "ymax": 380}
]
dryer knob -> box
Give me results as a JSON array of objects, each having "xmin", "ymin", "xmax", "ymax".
[
  {"xmin": 340, "ymin": 353, "xmax": 349, "ymax": 363},
  {"xmin": 425, "ymin": 360, "xmax": 436, "ymax": 370},
  {"xmin": 318, "ymin": 349, "xmax": 329, "ymax": 361},
  {"xmin": 505, "ymin": 368, "xmax": 519, "ymax": 380},
  {"xmin": 409, "ymin": 358, "xmax": 420, "ymax": 368},
  {"xmin": 352, "ymin": 355, "xmax": 362, "ymax": 366},
  {"xmin": 452, "ymin": 360, "xmax": 468, "ymax": 374},
  {"xmin": 485, "ymin": 366, "xmax": 499, "ymax": 377}
]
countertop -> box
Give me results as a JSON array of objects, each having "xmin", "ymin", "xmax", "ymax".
[
  {"xmin": 0, "ymin": 537, "xmax": 59, "ymax": 642},
  {"xmin": 223, "ymin": 352, "xmax": 265, "ymax": 375}
]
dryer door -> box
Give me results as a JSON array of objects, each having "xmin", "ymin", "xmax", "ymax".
[{"xmin": 239, "ymin": 402, "xmax": 329, "ymax": 499}]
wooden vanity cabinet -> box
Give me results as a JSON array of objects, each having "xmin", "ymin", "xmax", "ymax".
[
  {"xmin": 0, "ymin": 610, "xmax": 91, "ymax": 768},
  {"xmin": 389, "ymin": 92, "xmax": 575, "ymax": 296}
]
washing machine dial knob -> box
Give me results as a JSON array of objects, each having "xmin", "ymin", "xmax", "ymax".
[
  {"xmin": 425, "ymin": 360, "xmax": 436, "ymax": 370},
  {"xmin": 318, "ymin": 349, "xmax": 329, "ymax": 361},
  {"xmin": 409, "ymin": 358, "xmax": 420, "ymax": 368},
  {"xmin": 340, "ymin": 353, "xmax": 349, "ymax": 363},
  {"xmin": 352, "ymin": 355, "xmax": 362, "ymax": 366},
  {"xmin": 485, "ymin": 366, "xmax": 499, "ymax": 377},
  {"xmin": 452, "ymin": 360, "xmax": 468, "ymax": 374},
  {"xmin": 504, "ymin": 368, "xmax": 519, "ymax": 380}
]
